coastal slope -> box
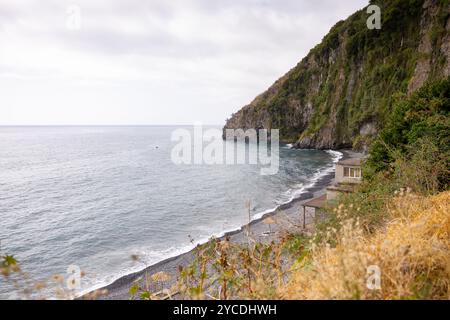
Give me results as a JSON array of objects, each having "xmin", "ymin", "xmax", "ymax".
[{"xmin": 224, "ymin": 0, "xmax": 450, "ymax": 150}]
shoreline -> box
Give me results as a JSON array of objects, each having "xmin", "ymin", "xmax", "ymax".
[{"xmin": 81, "ymin": 149, "xmax": 361, "ymax": 300}]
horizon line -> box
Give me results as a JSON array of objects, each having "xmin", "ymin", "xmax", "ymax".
[{"xmin": 0, "ymin": 124, "xmax": 224, "ymax": 127}]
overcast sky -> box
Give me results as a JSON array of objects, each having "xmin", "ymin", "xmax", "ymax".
[{"xmin": 0, "ymin": 0, "xmax": 368, "ymax": 125}]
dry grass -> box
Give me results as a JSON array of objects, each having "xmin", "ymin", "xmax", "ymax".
[
  {"xmin": 4, "ymin": 190, "xmax": 448, "ymax": 300},
  {"xmin": 283, "ymin": 191, "xmax": 450, "ymax": 300}
]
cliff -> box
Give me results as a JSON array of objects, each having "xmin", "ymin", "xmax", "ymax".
[{"xmin": 223, "ymin": 0, "xmax": 450, "ymax": 150}]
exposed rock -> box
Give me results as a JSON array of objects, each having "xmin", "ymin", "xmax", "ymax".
[
  {"xmin": 408, "ymin": 0, "xmax": 448, "ymax": 93},
  {"xmin": 224, "ymin": 0, "xmax": 449, "ymax": 149}
]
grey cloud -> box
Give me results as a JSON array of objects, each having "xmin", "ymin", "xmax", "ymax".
[
  {"xmin": 1, "ymin": 0, "xmax": 368, "ymax": 59},
  {"xmin": 0, "ymin": 0, "xmax": 369, "ymax": 125}
]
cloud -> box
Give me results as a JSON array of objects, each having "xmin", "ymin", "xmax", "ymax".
[{"xmin": 0, "ymin": 0, "xmax": 368, "ymax": 125}]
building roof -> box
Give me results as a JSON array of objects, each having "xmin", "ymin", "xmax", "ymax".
[
  {"xmin": 337, "ymin": 158, "xmax": 362, "ymax": 166},
  {"xmin": 327, "ymin": 183, "xmax": 356, "ymax": 193},
  {"xmin": 302, "ymin": 194, "xmax": 327, "ymax": 209}
]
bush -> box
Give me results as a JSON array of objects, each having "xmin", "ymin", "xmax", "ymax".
[
  {"xmin": 284, "ymin": 191, "xmax": 450, "ymax": 300},
  {"xmin": 365, "ymin": 77, "xmax": 450, "ymax": 190}
]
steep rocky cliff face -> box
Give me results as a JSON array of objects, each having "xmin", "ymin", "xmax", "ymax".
[{"xmin": 224, "ymin": 0, "xmax": 450, "ymax": 150}]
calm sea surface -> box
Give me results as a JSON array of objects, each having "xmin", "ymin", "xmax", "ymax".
[{"xmin": 0, "ymin": 126, "xmax": 340, "ymax": 299}]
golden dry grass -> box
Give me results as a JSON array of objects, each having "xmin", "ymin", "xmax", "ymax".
[{"xmin": 283, "ymin": 191, "xmax": 450, "ymax": 300}]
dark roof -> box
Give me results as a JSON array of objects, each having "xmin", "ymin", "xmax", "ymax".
[
  {"xmin": 337, "ymin": 158, "xmax": 362, "ymax": 166},
  {"xmin": 327, "ymin": 184, "xmax": 355, "ymax": 193},
  {"xmin": 302, "ymin": 194, "xmax": 327, "ymax": 209}
]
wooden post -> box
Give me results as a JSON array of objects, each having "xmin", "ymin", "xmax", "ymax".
[{"xmin": 303, "ymin": 206, "xmax": 306, "ymax": 229}]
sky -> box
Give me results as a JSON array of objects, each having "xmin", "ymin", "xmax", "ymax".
[{"xmin": 0, "ymin": 0, "xmax": 368, "ymax": 125}]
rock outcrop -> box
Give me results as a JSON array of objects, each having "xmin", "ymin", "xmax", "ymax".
[{"xmin": 224, "ymin": 0, "xmax": 450, "ymax": 150}]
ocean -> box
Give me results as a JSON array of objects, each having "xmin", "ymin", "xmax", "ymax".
[{"xmin": 0, "ymin": 126, "xmax": 341, "ymax": 299}]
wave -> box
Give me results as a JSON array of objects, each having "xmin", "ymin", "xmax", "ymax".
[
  {"xmin": 252, "ymin": 149, "xmax": 342, "ymax": 220},
  {"xmin": 77, "ymin": 149, "xmax": 343, "ymax": 298},
  {"xmin": 274, "ymin": 149, "xmax": 342, "ymax": 206},
  {"xmin": 76, "ymin": 224, "xmax": 250, "ymax": 298}
]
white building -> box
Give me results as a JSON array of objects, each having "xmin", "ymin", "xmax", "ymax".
[
  {"xmin": 326, "ymin": 158, "xmax": 362, "ymax": 201},
  {"xmin": 301, "ymin": 157, "xmax": 364, "ymax": 228}
]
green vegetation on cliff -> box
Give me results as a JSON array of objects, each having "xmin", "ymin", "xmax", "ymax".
[
  {"xmin": 176, "ymin": 78, "xmax": 450, "ymax": 300},
  {"xmin": 365, "ymin": 76, "xmax": 450, "ymax": 190},
  {"xmin": 224, "ymin": 0, "xmax": 449, "ymax": 149},
  {"xmin": 4, "ymin": 79, "xmax": 448, "ymax": 300}
]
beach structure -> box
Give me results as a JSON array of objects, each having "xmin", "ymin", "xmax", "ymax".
[
  {"xmin": 300, "ymin": 157, "xmax": 363, "ymax": 228},
  {"xmin": 326, "ymin": 158, "xmax": 362, "ymax": 200}
]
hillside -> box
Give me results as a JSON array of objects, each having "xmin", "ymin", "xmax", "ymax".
[
  {"xmin": 283, "ymin": 190, "xmax": 450, "ymax": 299},
  {"xmin": 224, "ymin": 0, "xmax": 450, "ymax": 150},
  {"xmin": 170, "ymin": 79, "xmax": 449, "ymax": 301}
]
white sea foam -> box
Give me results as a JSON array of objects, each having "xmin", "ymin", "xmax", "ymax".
[
  {"xmin": 77, "ymin": 149, "xmax": 344, "ymax": 298},
  {"xmin": 0, "ymin": 126, "xmax": 343, "ymax": 299}
]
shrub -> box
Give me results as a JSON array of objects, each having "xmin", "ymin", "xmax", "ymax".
[
  {"xmin": 283, "ymin": 191, "xmax": 450, "ymax": 299},
  {"xmin": 366, "ymin": 77, "xmax": 450, "ymax": 189}
]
